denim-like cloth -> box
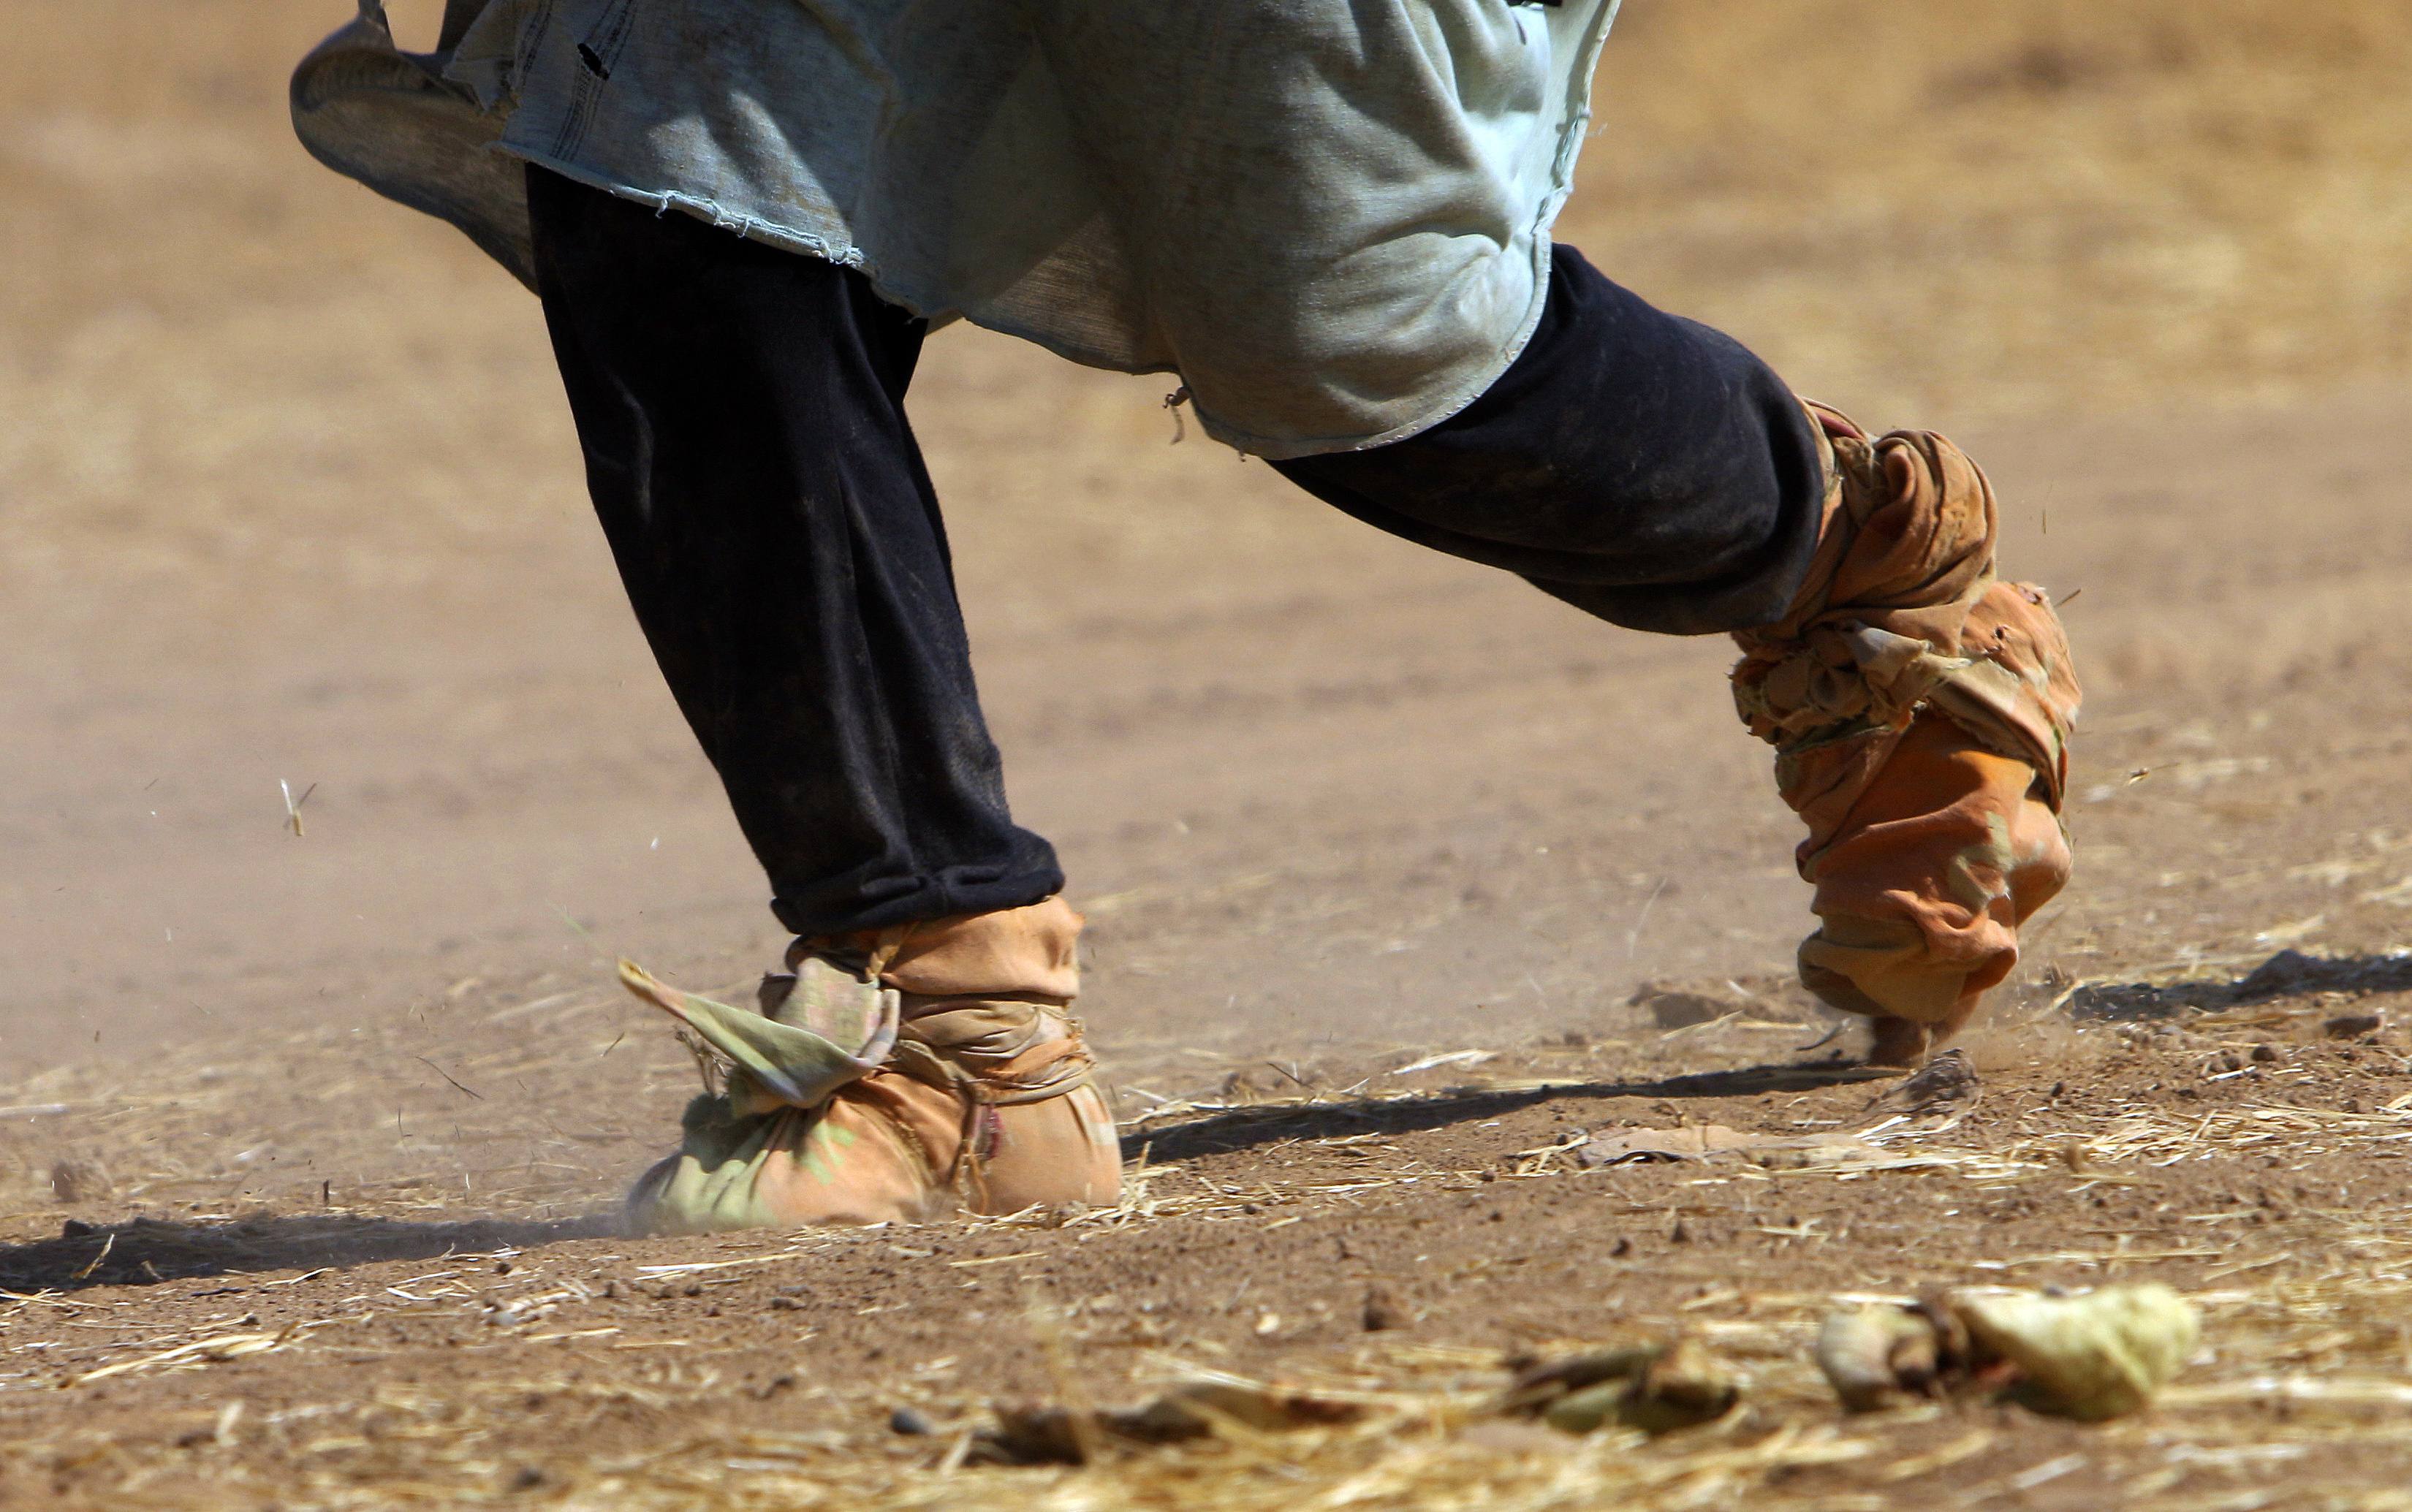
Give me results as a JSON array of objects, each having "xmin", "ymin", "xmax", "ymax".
[{"xmin": 295, "ymin": 0, "xmax": 1617, "ymax": 459}]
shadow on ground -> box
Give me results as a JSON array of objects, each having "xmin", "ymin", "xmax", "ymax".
[
  {"xmin": 1130, "ymin": 1058, "xmax": 1892, "ymax": 1162},
  {"xmin": 4, "ymin": 1058, "xmax": 1907, "ymax": 1289},
  {"xmin": 2067, "ymin": 949, "xmax": 2412, "ymax": 1022},
  {"xmin": 0, "ymin": 1212, "xmax": 620, "ymax": 1293}
]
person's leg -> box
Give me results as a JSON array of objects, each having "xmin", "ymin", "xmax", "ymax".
[
  {"xmin": 524, "ymin": 166, "xmax": 1061, "ymax": 938},
  {"xmin": 524, "ymin": 167, "xmax": 1118, "ymax": 1227},
  {"xmin": 1274, "ymin": 244, "xmax": 1828, "ymax": 637},
  {"xmin": 1277, "ymin": 246, "xmax": 2079, "ymax": 1064}
]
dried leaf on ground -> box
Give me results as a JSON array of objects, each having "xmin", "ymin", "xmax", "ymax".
[
  {"xmin": 1815, "ymin": 1302, "xmax": 1972, "ymax": 1413},
  {"xmin": 1813, "ymin": 1285, "xmax": 2198, "ymax": 1421},
  {"xmin": 1577, "ymin": 1124, "xmax": 1888, "ymax": 1170},
  {"xmin": 1509, "ymin": 1339, "xmax": 1740, "ymax": 1436},
  {"xmin": 976, "ymin": 1379, "xmax": 1368, "ymax": 1464},
  {"xmin": 1953, "ymin": 1283, "xmax": 2199, "ymax": 1421}
]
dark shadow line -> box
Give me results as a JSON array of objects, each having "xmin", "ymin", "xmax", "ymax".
[
  {"xmin": 6, "ymin": 1056, "xmax": 1911, "ymax": 1292},
  {"xmin": 2067, "ymin": 949, "xmax": 2412, "ymax": 1022},
  {"xmin": 1122, "ymin": 1058, "xmax": 1889, "ymax": 1163},
  {"xmin": 0, "ymin": 1212, "xmax": 619, "ymax": 1296}
]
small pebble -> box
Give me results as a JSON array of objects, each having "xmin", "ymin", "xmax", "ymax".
[{"xmin": 1362, "ymin": 1286, "xmax": 1408, "ymax": 1332}]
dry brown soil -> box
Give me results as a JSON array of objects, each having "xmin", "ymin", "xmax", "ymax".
[{"xmin": 4, "ymin": 3, "xmax": 2412, "ymax": 1508}]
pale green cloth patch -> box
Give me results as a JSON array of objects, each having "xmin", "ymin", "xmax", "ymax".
[
  {"xmin": 296, "ymin": 0, "xmax": 1618, "ymax": 458},
  {"xmin": 617, "ymin": 960, "xmax": 895, "ymax": 1116},
  {"xmin": 616, "ymin": 959, "xmax": 900, "ymax": 1234},
  {"xmin": 627, "ymin": 1096, "xmax": 794, "ymax": 1235}
]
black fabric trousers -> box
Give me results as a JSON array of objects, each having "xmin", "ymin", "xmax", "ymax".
[{"xmin": 526, "ymin": 167, "xmax": 1824, "ymax": 938}]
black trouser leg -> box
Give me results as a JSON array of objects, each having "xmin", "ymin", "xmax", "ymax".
[
  {"xmin": 524, "ymin": 167, "xmax": 1062, "ymax": 937},
  {"xmin": 1274, "ymin": 244, "xmax": 1826, "ymax": 637}
]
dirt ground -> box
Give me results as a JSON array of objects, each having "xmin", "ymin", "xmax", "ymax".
[{"xmin": 5, "ymin": 2, "xmax": 2412, "ymax": 1507}]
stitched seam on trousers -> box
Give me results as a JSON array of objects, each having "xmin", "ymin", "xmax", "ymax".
[
  {"xmin": 546, "ymin": 0, "xmax": 637, "ymax": 162},
  {"xmin": 512, "ymin": 0, "xmax": 560, "ymax": 105}
]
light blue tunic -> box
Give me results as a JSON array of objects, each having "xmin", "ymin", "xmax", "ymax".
[{"xmin": 296, "ymin": 0, "xmax": 1617, "ymax": 457}]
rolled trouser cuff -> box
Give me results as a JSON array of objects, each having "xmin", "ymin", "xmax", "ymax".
[{"xmin": 797, "ymin": 895, "xmax": 1084, "ymax": 1003}]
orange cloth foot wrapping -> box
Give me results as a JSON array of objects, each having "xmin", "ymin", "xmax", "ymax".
[
  {"xmin": 623, "ymin": 897, "xmax": 1123, "ymax": 1234},
  {"xmin": 1732, "ymin": 406, "xmax": 2082, "ymax": 1058}
]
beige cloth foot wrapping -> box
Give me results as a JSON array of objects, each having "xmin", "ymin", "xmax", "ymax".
[
  {"xmin": 1733, "ymin": 406, "xmax": 2082, "ymax": 1063},
  {"xmin": 622, "ymin": 898, "xmax": 1123, "ymax": 1234}
]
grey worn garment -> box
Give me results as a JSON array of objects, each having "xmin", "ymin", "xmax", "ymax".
[{"xmin": 293, "ymin": 0, "xmax": 1617, "ymax": 458}]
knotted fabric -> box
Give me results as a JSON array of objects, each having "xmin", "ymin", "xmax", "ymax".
[
  {"xmin": 1732, "ymin": 407, "xmax": 2082, "ymax": 1057},
  {"xmin": 621, "ymin": 898, "xmax": 1121, "ymax": 1233}
]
